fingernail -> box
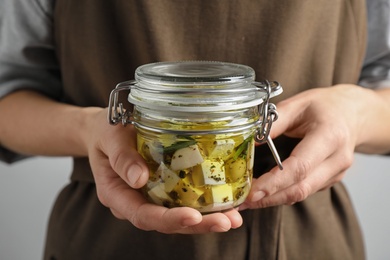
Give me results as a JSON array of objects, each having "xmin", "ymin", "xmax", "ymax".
[
  {"xmin": 251, "ymin": 191, "xmax": 266, "ymax": 202},
  {"xmin": 127, "ymin": 164, "xmax": 142, "ymax": 186}
]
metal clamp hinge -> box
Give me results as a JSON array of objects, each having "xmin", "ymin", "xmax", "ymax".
[
  {"xmin": 107, "ymin": 80, "xmax": 136, "ymax": 126},
  {"xmin": 254, "ymin": 80, "xmax": 283, "ymax": 170}
]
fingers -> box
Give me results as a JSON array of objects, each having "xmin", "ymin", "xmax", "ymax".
[
  {"xmin": 99, "ymin": 178, "xmax": 243, "ymax": 234},
  {"xmin": 246, "ymin": 129, "xmax": 354, "ymax": 208},
  {"xmin": 133, "ymin": 207, "xmax": 242, "ymax": 234},
  {"xmin": 249, "ymin": 157, "xmax": 347, "ymax": 208},
  {"xmin": 180, "ymin": 209, "xmax": 243, "ymax": 234},
  {"xmin": 107, "ymin": 184, "xmax": 242, "ymax": 234}
]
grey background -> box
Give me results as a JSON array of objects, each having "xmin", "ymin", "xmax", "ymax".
[{"xmin": 0, "ymin": 153, "xmax": 389, "ymax": 259}]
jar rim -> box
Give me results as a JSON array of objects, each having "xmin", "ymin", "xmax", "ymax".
[{"xmin": 135, "ymin": 61, "xmax": 255, "ymax": 86}]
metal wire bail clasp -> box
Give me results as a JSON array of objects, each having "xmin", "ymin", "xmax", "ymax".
[
  {"xmin": 254, "ymin": 80, "xmax": 284, "ymax": 170},
  {"xmin": 107, "ymin": 80, "xmax": 136, "ymax": 126}
]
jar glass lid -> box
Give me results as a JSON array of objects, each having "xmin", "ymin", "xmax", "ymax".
[{"xmin": 129, "ymin": 61, "xmax": 281, "ymax": 112}]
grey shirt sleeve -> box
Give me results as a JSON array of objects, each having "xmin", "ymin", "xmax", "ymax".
[
  {"xmin": 0, "ymin": 0, "xmax": 60, "ymax": 163},
  {"xmin": 0, "ymin": 0, "xmax": 61, "ymax": 100},
  {"xmin": 359, "ymin": 0, "xmax": 390, "ymax": 88}
]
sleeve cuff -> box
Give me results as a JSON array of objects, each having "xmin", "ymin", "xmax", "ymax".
[{"xmin": 0, "ymin": 146, "xmax": 29, "ymax": 164}]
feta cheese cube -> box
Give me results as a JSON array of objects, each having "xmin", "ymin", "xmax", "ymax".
[
  {"xmin": 203, "ymin": 139, "xmax": 235, "ymax": 160},
  {"xmin": 192, "ymin": 160, "xmax": 226, "ymax": 186},
  {"xmin": 140, "ymin": 140, "xmax": 163, "ymax": 163},
  {"xmin": 174, "ymin": 178, "xmax": 204, "ymax": 206},
  {"xmin": 170, "ymin": 144, "xmax": 204, "ymax": 171},
  {"xmin": 210, "ymin": 184, "xmax": 234, "ymax": 203},
  {"xmin": 156, "ymin": 162, "xmax": 180, "ymax": 192},
  {"xmin": 148, "ymin": 183, "xmax": 173, "ymax": 206}
]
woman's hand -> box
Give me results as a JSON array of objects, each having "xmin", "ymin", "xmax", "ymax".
[
  {"xmin": 84, "ymin": 108, "xmax": 243, "ymax": 234},
  {"xmin": 240, "ymin": 84, "xmax": 390, "ymax": 209}
]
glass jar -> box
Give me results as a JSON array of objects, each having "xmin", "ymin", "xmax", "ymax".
[{"xmin": 108, "ymin": 61, "xmax": 283, "ymax": 213}]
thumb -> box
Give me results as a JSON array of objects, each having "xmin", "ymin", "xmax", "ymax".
[
  {"xmin": 269, "ymin": 95, "xmax": 309, "ymax": 139},
  {"xmin": 105, "ymin": 126, "xmax": 149, "ymax": 189}
]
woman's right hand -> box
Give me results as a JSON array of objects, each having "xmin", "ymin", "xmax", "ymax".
[{"xmin": 83, "ymin": 107, "xmax": 243, "ymax": 234}]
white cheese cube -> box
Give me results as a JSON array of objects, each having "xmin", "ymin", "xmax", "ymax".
[
  {"xmin": 141, "ymin": 141, "xmax": 163, "ymax": 163},
  {"xmin": 148, "ymin": 183, "xmax": 173, "ymax": 206},
  {"xmin": 148, "ymin": 142, "xmax": 164, "ymax": 163},
  {"xmin": 156, "ymin": 162, "xmax": 180, "ymax": 192},
  {"xmin": 170, "ymin": 144, "xmax": 204, "ymax": 171},
  {"xmin": 192, "ymin": 160, "xmax": 226, "ymax": 186},
  {"xmin": 203, "ymin": 139, "xmax": 235, "ymax": 159}
]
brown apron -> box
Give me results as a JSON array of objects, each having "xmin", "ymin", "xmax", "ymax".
[{"xmin": 46, "ymin": 1, "xmax": 367, "ymax": 259}]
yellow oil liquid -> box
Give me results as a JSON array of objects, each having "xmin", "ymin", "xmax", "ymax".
[{"xmin": 137, "ymin": 127, "xmax": 255, "ymax": 213}]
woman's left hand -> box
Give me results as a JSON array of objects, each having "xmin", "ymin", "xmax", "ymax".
[{"xmin": 240, "ymin": 84, "xmax": 390, "ymax": 209}]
